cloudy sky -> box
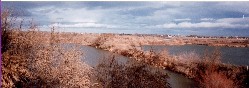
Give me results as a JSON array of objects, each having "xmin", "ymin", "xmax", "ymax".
[{"xmin": 2, "ymin": 1, "xmax": 249, "ymax": 36}]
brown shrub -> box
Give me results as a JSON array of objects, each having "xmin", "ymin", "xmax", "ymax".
[
  {"xmin": 200, "ymin": 71, "xmax": 235, "ymax": 88},
  {"xmin": 95, "ymin": 55, "xmax": 170, "ymax": 88},
  {"xmin": 196, "ymin": 48, "xmax": 237, "ymax": 88},
  {"xmin": 90, "ymin": 33, "xmax": 114, "ymax": 49},
  {"xmin": 1, "ymin": 9, "xmax": 92, "ymax": 87}
]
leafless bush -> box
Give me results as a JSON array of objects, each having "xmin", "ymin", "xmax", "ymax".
[
  {"xmin": 1, "ymin": 8, "xmax": 92, "ymax": 87},
  {"xmin": 90, "ymin": 33, "xmax": 114, "ymax": 49},
  {"xmin": 95, "ymin": 55, "xmax": 170, "ymax": 88},
  {"xmin": 194, "ymin": 48, "xmax": 237, "ymax": 88},
  {"xmin": 28, "ymin": 42, "xmax": 92, "ymax": 87}
]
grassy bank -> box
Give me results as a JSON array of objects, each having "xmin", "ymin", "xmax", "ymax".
[{"xmin": 89, "ymin": 34, "xmax": 249, "ymax": 87}]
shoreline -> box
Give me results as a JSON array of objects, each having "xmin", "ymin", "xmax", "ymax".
[
  {"xmin": 3, "ymin": 31, "xmax": 249, "ymax": 87},
  {"xmin": 80, "ymin": 33, "xmax": 248, "ymax": 87},
  {"xmin": 61, "ymin": 32, "xmax": 249, "ymax": 48}
]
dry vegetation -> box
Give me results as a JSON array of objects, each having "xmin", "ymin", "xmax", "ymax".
[
  {"xmin": 94, "ymin": 55, "xmax": 170, "ymax": 88},
  {"xmin": 1, "ymin": 9, "xmax": 92, "ymax": 87},
  {"xmin": 192, "ymin": 49, "xmax": 238, "ymax": 88},
  {"xmin": 2, "ymin": 8, "xmax": 173, "ymax": 88},
  {"xmin": 89, "ymin": 34, "xmax": 249, "ymax": 88},
  {"xmin": 185, "ymin": 38, "xmax": 249, "ymax": 47}
]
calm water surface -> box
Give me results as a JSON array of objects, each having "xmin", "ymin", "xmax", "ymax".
[
  {"xmin": 78, "ymin": 45, "xmax": 197, "ymax": 88},
  {"xmin": 142, "ymin": 45, "xmax": 249, "ymax": 66}
]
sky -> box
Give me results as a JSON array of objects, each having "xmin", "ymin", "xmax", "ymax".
[{"xmin": 2, "ymin": 1, "xmax": 249, "ymax": 36}]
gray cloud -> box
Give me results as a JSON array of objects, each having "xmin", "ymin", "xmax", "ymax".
[
  {"xmin": 2, "ymin": 1, "xmax": 249, "ymax": 36},
  {"xmin": 146, "ymin": 17, "xmax": 249, "ymax": 29}
]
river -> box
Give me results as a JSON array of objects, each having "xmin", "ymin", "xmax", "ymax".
[
  {"xmin": 142, "ymin": 45, "xmax": 249, "ymax": 66},
  {"xmin": 78, "ymin": 45, "xmax": 197, "ymax": 88}
]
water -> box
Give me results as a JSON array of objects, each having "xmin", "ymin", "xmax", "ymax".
[
  {"xmin": 79, "ymin": 45, "xmax": 128, "ymax": 67},
  {"xmin": 165, "ymin": 70, "xmax": 197, "ymax": 88},
  {"xmin": 142, "ymin": 45, "xmax": 249, "ymax": 66},
  {"xmin": 76, "ymin": 45, "xmax": 197, "ymax": 88}
]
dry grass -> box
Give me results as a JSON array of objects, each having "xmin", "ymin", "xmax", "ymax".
[
  {"xmin": 90, "ymin": 34, "xmax": 249, "ymax": 87},
  {"xmin": 1, "ymin": 9, "xmax": 92, "ymax": 87},
  {"xmin": 193, "ymin": 48, "xmax": 237, "ymax": 88}
]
